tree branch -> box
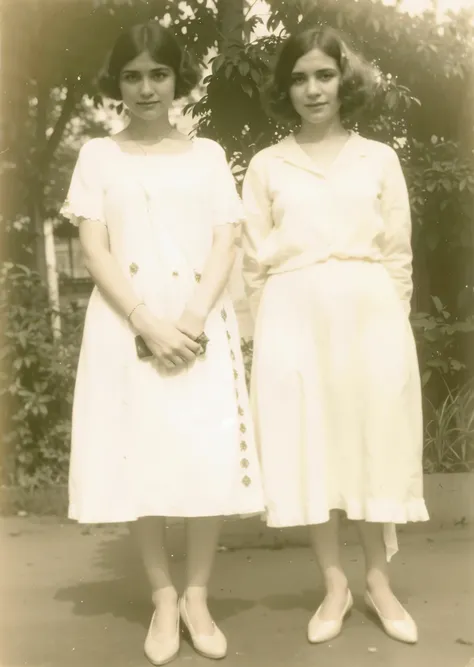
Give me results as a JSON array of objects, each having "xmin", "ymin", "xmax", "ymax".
[
  {"xmin": 41, "ymin": 84, "xmax": 78, "ymax": 168},
  {"xmin": 244, "ymin": 0, "xmax": 260, "ymax": 19}
]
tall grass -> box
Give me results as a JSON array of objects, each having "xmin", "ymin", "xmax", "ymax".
[{"xmin": 424, "ymin": 382, "xmax": 474, "ymax": 473}]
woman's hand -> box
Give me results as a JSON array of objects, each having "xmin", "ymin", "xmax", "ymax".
[
  {"xmin": 175, "ymin": 308, "xmax": 206, "ymax": 341},
  {"xmin": 131, "ymin": 306, "xmax": 201, "ymax": 368}
]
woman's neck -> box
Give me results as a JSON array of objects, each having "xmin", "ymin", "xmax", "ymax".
[
  {"xmin": 297, "ymin": 117, "xmax": 347, "ymax": 144},
  {"xmin": 123, "ymin": 115, "xmax": 174, "ymax": 143}
]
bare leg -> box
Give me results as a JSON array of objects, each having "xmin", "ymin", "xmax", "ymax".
[
  {"xmin": 183, "ymin": 516, "xmax": 223, "ymax": 634},
  {"xmin": 356, "ymin": 521, "xmax": 405, "ymax": 619},
  {"xmin": 131, "ymin": 517, "xmax": 178, "ymax": 634},
  {"xmin": 309, "ymin": 511, "xmax": 349, "ymax": 619}
]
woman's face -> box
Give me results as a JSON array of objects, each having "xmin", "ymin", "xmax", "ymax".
[
  {"xmin": 119, "ymin": 50, "xmax": 176, "ymax": 120},
  {"xmin": 289, "ymin": 47, "xmax": 342, "ymax": 125}
]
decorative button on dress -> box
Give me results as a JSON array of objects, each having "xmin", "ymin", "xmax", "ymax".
[
  {"xmin": 61, "ymin": 136, "xmax": 265, "ymax": 523},
  {"xmin": 242, "ymin": 133, "xmax": 429, "ymax": 560}
]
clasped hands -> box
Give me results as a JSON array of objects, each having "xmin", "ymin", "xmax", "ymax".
[{"xmin": 135, "ymin": 306, "xmax": 209, "ymax": 370}]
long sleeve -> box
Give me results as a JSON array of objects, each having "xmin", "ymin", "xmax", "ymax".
[
  {"xmin": 241, "ymin": 154, "xmax": 274, "ymax": 322},
  {"xmin": 380, "ymin": 148, "xmax": 413, "ymax": 315}
]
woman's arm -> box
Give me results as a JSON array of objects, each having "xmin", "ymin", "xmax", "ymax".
[
  {"xmin": 178, "ymin": 224, "xmax": 237, "ymax": 335},
  {"xmin": 380, "ymin": 147, "xmax": 413, "ymax": 315},
  {"xmin": 241, "ymin": 154, "xmax": 274, "ymax": 322},
  {"xmin": 79, "ymin": 221, "xmax": 145, "ymax": 322},
  {"xmin": 79, "ymin": 221, "xmax": 200, "ymax": 364},
  {"xmin": 176, "ymin": 141, "xmax": 242, "ymax": 338}
]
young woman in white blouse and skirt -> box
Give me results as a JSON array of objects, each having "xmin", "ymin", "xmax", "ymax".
[
  {"xmin": 61, "ymin": 22, "xmax": 264, "ymax": 666},
  {"xmin": 242, "ymin": 26, "xmax": 429, "ymax": 645}
]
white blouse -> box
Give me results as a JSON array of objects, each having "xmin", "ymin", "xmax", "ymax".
[{"xmin": 241, "ymin": 132, "xmax": 413, "ymax": 319}]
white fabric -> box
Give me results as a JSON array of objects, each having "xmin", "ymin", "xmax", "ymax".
[
  {"xmin": 242, "ymin": 132, "xmax": 414, "ymax": 321},
  {"xmin": 242, "ymin": 133, "xmax": 429, "ymax": 560},
  {"xmin": 60, "ymin": 137, "xmax": 265, "ymax": 523}
]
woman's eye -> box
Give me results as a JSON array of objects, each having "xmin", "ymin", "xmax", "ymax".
[
  {"xmin": 291, "ymin": 75, "xmax": 306, "ymax": 85},
  {"xmin": 152, "ymin": 71, "xmax": 169, "ymax": 81},
  {"xmin": 319, "ymin": 72, "xmax": 335, "ymax": 82},
  {"xmin": 122, "ymin": 73, "xmax": 139, "ymax": 82}
]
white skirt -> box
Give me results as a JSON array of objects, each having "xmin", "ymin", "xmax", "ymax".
[
  {"xmin": 251, "ymin": 260, "xmax": 429, "ymax": 559},
  {"xmin": 68, "ymin": 275, "xmax": 265, "ymax": 523}
]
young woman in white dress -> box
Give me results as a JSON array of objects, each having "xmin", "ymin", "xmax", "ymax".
[
  {"xmin": 61, "ymin": 21, "xmax": 264, "ymax": 665},
  {"xmin": 242, "ymin": 26, "xmax": 429, "ymax": 645}
]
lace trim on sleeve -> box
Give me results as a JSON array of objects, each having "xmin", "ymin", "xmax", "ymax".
[{"xmin": 60, "ymin": 198, "xmax": 106, "ymax": 227}]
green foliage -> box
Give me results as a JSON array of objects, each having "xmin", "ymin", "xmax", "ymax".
[
  {"xmin": 423, "ymin": 381, "xmax": 474, "ymax": 473},
  {"xmin": 191, "ymin": 34, "xmax": 286, "ymax": 169},
  {"xmin": 412, "ymin": 297, "xmax": 474, "ymax": 390},
  {"xmin": 0, "ymin": 263, "xmax": 83, "ymax": 488},
  {"xmin": 406, "ymin": 137, "xmax": 474, "ymax": 316}
]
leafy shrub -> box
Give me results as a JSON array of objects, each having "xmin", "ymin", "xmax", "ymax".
[{"xmin": 411, "ymin": 296, "xmax": 474, "ymax": 389}]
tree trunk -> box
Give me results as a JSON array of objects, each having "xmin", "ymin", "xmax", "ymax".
[
  {"xmin": 1, "ymin": 0, "xmax": 79, "ymax": 280},
  {"xmin": 218, "ymin": 0, "xmax": 245, "ymax": 44},
  {"xmin": 0, "ymin": 1, "xmax": 34, "ymax": 268},
  {"xmin": 44, "ymin": 218, "xmax": 62, "ymax": 339},
  {"xmin": 217, "ymin": 0, "xmax": 247, "ymax": 331},
  {"xmin": 30, "ymin": 72, "xmax": 50, "ymax": 283}
]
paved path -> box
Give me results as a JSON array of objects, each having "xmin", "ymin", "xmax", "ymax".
[{"xmin": 1, "ymin": 518, "xmax": 473, "ymax": 667}]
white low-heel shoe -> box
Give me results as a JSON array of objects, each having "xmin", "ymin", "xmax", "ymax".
[
  {"xmin": 179, "ymin": 596, "xmax": 227, "ymax": 659},
  {"xmin": 307, "ymin": 589, "xmax": 353, "ymax": 643},
  {"xmin": 365, "ymin": 591, "xmax": 418, "ymax": 644},
  {"xmin": 144, "ymin": 609, "xmax": 180, "ymax": 666}
]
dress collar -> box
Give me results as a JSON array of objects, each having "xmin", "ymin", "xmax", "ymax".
[{"xmin": 272, "ymin": 131, "xmax": 368, "ymax": 177}]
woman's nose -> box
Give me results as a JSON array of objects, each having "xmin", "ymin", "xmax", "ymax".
[
  {"xmin": 140, "ymin": 77, "xmax": 153, "ymax": 96},
  {"xmin": 306, "ymin": 77, "xmax": 321, "ymax": 96}
]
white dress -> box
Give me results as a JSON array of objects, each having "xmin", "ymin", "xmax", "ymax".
[
  {"xmin": 242, "ymin": 133, "xmax": 429, "ymax": 560},
  {"xmin": 61, "ymin": 136, "xmax": 265, "ymax": 523}
]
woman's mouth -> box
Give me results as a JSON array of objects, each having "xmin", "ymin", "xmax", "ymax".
[{"xmin": 305, "ymin": 102, "xmax": 327, "ymax": 110}]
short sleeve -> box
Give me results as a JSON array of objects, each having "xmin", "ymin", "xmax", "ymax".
[
  {"xmin": 208, "ymin": 142, "xmax": 244, "ymax": 227},
  {"xmin": 379, "ymin": 147, "xmax": 413, "ymax": 314},
  {"xmin": 60, "ymin": 139, "xmax": 106, "ymax": 226}
]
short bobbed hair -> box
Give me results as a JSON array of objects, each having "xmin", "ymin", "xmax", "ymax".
[
  {"xmin": 98, "ymin": 21, "xmax": 200, "ymax": 101},
  {"xmin": 264, "ymin": 25, "xmax": 376, "ymax": 123}
]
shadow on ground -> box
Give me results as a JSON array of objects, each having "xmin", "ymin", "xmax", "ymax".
[{"xmin": 54, "ymin": 528, "xmax": 254, "ymax": 629}]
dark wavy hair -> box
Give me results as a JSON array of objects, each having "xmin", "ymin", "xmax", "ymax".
[
  {"xmin": 98, "ymin": 21, "xmax": 200, "ymax": 101},
  {"xmin": 264, "ymin": 25, "xmax": 376, "ymax": 123}
]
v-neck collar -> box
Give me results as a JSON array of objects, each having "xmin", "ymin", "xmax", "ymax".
[{"xmin": 274, "ymin": 131, "xmax": 367, "ymax": 177}]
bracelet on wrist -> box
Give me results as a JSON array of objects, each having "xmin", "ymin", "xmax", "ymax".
[{"xmin": 127, "ymin": 301, "xmax": 145, "ymax": 323}]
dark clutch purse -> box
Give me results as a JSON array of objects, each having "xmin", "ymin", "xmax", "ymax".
[
  {"xmin": 135, "ymin": 332, "xmax": 210, "ymax": 360},
  {"xmin": 135, "ymin": 335, "xmax": 153, "ymax": 360}
]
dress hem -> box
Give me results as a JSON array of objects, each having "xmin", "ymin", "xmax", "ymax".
[
  {"xmin": 68, "ymin": 509, "xmax": 265, "ymax": 524},
  {"xmin": 264, "ymin": 500, "xmax": 430, "ymax": 529}
]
